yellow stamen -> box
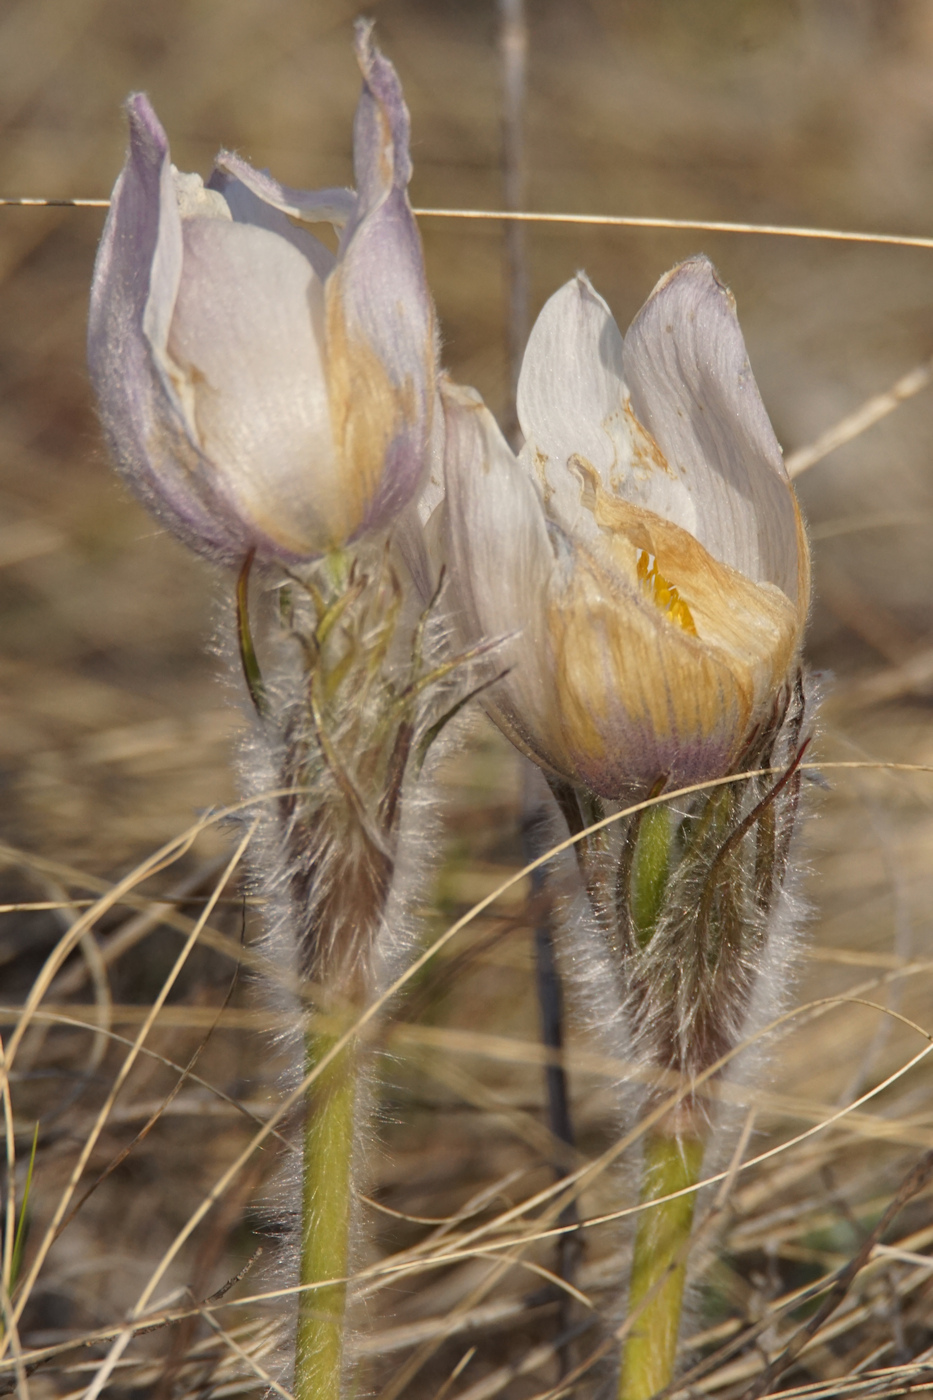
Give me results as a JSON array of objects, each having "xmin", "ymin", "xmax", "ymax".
[{"xmin": 636, "ymin": 550, "xmax": 697, "ymax": 636}]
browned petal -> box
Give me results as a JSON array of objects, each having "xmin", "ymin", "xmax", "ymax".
[{"xmin": 544, "ymin": 485, "xmax": 807, "ymax": 794}]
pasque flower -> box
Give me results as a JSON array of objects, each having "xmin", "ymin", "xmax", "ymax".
[
  {"xmin": 441, "ymin": 257, "xmax": 810, "ymax": 797},
  {"xmin": 88, "ymin": 22, "xmax": 436, "ymax": 565}
]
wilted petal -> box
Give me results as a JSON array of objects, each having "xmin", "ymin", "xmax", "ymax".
[
  {"xmin": 442, "ymin": 371, "xmax": 798, "ymax": 797},
  {"xmin": 324, "ymin": 21, "xmax": 436, "ymax": 542},
  {"xmin": 548, "ymin": 558, "xmax": 737, "ymax": 797},
  {"xmin": 622, "ymin": 256, "xmax": 802, "ymax": 601},
  {"xmin": 557, "ymin": 485, "xmax": 804, "ymax": 794},
  {"xmin": 442, "ymin": 255, "xmax": 810, "ymax": 800}
]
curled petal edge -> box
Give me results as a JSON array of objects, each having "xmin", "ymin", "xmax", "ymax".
[{"xmin": 213, "ymin": 150, "xmax": 356, "ymax": 228}]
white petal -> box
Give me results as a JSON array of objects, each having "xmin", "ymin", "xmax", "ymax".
[
  {"xmin": 166, "ymin": 218, "xmax": 344, "ymax": 556},
  {"xmin": 441, "ymin": 380, "xmax": 561, "ymax": 767},
  {"xmin": 393, "ymin": 390, "xmax": 446, "ymax": 603},
  {"xmin": 517, "ymin": 274, "xmax": 626, "ymax": 483},
  {"xmin": 173, "ymin": 169, "xmax": 231, "ymax": 221},
  {"xmin": 417, "ymin": 391, "xmax": 446, "ymax": 526},
  {"xmin": 516, "ymin": 273, "xmax": 703, "ymax": 547},
  {"xmin": 622, "ymin": 256, "xmax": 800, "ymax": 600},
  {"xmin": 208, "ymin": 168, "xmax": 336, "ymax": 281},
  {"xmin": 516, "ymin": 276, "xmax": 632, "ymax": 536}
]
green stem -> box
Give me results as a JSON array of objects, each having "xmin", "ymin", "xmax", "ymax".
[
  {"xmin": 630, "ymin": 802, "xmax": 671, "ymax": 947},
  {"xmin": 618, "ymin": 1132, "xmax": 705, "ymax": 1400},
  {"xmin": 295, "ymin": 1026, "xmax": 357, "ymax": 1400}
]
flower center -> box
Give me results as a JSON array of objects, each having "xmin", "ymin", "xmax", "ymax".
[{"xmin": 636, "ymin": 550, "xmax": 697, "ymax": 635}]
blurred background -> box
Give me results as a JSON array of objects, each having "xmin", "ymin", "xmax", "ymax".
[{"xmin": 2, "ymin": 1, "xmax": 933, "ymax": 1395}]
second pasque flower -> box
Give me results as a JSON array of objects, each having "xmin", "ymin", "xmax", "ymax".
[{"xmin": 441, "ymin": 257, "xmax": 810, "ymax": 798}]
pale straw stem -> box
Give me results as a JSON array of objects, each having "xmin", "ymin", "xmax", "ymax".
[
  {"xmin": 787, "ymin": 354, "xmax": 933, "ymax": 476},
  {"xmin": 6, "ymin": 195, "xmax": 933, "ymax": 252}
]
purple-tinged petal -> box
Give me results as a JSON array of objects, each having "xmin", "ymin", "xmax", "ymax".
[
  {"xmin": 349, "ymin": 18, "xmax": 411, "ymax": 218},
  {"xmin": 88, "ymin": 95, "xmax": 331, "ymax": 565},
  {"xmin": 393, "ymin": 389, "xmax": 446, "ymax": 604},
  {"xmin": 441, "ymin": 377, "xmax": 744, "ymax": 799},
  {"xmin": 88, "ymin": 95, "xmax": 252, "ymax": 561},
  {"xmin": 90, "ymin": 36, "xmax": 439, "ymax": 570},
  {"xmin": 324, "ymin": 24, "xmax": 436, "ymax": 542},
  {"xmin": 212, "ymin": 150, "xmax": 356, "ymax": 229},
  {"xmin": 622, "ymin": 256, "xmax": 801, "ymax": 601}
]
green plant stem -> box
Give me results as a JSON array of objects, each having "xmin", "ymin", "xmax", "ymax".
[
  {"xmin": 630, "ymin": 802, "xmax": 671, "ymax": 946},
  {"xmin": 295, "ymin": 1025, "xmax": 357, "ymax": 1400},
  {"xmin": 620, "ymin": 799, "xmax": 699, "ymax": 1397},
  {"xmin": 618, "ymin": 1132, "xmax": 705, "ymax": 1400}
]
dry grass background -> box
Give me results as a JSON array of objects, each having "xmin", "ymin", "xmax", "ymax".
[{"xmin": 2, "ymin": 0, "xmax": 933, "ymax": 1395}]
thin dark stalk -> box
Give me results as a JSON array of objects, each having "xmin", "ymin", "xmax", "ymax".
[
  {"xmin": 521, "ymin": 778, "xmax": 582, "ymax": 1378},
  {"xmin": 532, "ymin": 918, "xmax": 582, "ymax": 1262},
  {"xmin": 498, "ymin": 0, "xmax": 529, "ymax": 437},
  {"xmin": 499, "ymin": 0, "xmax": 580, "ymax": 1356}
]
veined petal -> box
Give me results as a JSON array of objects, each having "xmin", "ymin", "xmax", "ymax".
[
  {"xmin": 622, "ymin": 256, "xmax": 802, "ymax": 602},
  {"xmin": 88, "ymin": 94, "xmax": 264, "ymax": 561},
  {"xmin": 91, "ymin": 39, "xmax": 439, "ymax": 570},
  {"xmin": 549, "ymin": 483, "xmax": 805, "ymax": 795},
  {"xmin": 165, "ymin": 217, "xmax": 344, "ymax": 557},
  {"xmin": 517, "ymin": 273, "xmax": 701, "ymax": 548},
  {"xmin": 516, "ymin": 273, "xmax": 627, "ymax": 500},
  {"xmin": 324, "ymin": 23, "xmax": 436, "ymax": 542},
  {"xmin": 549, "ymin": 555, "xmax": 738, "ymax": 796}
]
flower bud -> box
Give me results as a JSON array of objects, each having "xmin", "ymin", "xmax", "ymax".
[
  {"xmin": 88, "ymin": 23, "xmax": 436, "ymax": 566},
  {"xmin": 441, "ymin": 257, "xmax": 810, "ymax": 797}
]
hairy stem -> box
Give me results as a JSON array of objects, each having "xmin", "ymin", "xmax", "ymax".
[
  {"xmin": 619, "ymin": 1132, "xmax": 704, "ymax": 1400},
  {"xmin": 619, "ymin": 796, "xmax": 702, "ymax": 1397},
  {"xmin": 295, "ymin": 1024, "xmax": 357, "ymax": 1400}
]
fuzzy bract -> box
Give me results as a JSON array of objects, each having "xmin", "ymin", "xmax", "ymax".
[
  {"xmin": 88, "ymin": 22, "xmax": 436, "ymax": 566},
  {"xmin": 440, "ymin": 257, "xmax": 810, "ymax": 798}
]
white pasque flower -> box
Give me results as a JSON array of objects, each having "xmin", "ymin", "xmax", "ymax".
[{"xmin": 440, "ymin": 257, "xmax": 810, "ymax": 798}]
